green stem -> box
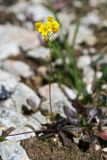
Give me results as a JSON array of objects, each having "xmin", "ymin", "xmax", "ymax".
[{"xmin": 48, "ymin": 40, "xmax": 53, "ymax": 120}]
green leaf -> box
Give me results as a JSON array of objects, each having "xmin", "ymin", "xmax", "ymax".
[{"xmin": 0, "ymin": 136, "xmax": 5, "ymax": 142}]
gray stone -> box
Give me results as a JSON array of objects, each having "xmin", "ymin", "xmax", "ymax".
[
  {"xmin": 27, "ymin": 47, "xmax": 50, "ymax": 61},
  {"xmin": 27, "ymin": 4, "xmax": 52, "ymax": 21},
  {"xmin": 6, "ymin": 127, "xmax": 35, "ymax": 141},
  {"xmin": 77, "ymin": 55, "xmax": 91, "ymax": 69},
  {"xmin": 11, "ymin": 83, "xmax": 40, "ymax": 113},
  {"xmin": 39, "ymin": 83, "xmax": 76, "ymax": 117},
  {"xmin": 82, "ymin": 11, "xmax": 100, "ymax": 26},
  {"xmin": 61, "ymin": 85, "xmax": 77, "ymax": 100},
  {"xmin": 27, "ymin": 111, "xmax": 47, "ymax": 130},
  {"xmin": 1, "ymin": 60, "xmax": 34, "ymax": 78},
  {"xmin": 0, "ymin": 24, "xmax": 39, "ymax": 60},
  {"xmin": 0, "ymin": 108, "xmax": 27, "ymax": 130},
  {"xmin": 83, "ymin": 67, "xmax": 95, "ymax": 85},
  {"xmin": 68, "ymin": 24, "xmax": 97, "ymax": 46},
  {"xmin": 0, "ymin": 70, "xmax": 19, "ymax": 92},
  {"xmin": 0, "ymin": 140, "xmax": 30, "ymax": 160},
  {"xmin": 0, "ymin": 98, "xmax": 16, "ymax": 111}
]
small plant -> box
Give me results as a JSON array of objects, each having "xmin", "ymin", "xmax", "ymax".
[{"xmin": 34, "ymin": 16, "xmax": 60, "ymax": 120}]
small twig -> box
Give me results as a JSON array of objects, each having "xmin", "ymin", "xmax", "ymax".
[{"xmin": 5, "ymin": 131, "xmax": 35, "ymax": 138}]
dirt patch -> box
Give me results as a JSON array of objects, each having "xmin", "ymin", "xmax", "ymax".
[
  {"xmin": 21, "ymin": 136, "xmax": 107, "ymax": 160},
  {"xmin": 21, "ymin": 137, "xmax": 86, "ymax": 160}
]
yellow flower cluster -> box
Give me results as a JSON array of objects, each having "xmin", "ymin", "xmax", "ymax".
[{"xmin": 34, "ymin": 16, "xmax": 60, "ymax": 40}]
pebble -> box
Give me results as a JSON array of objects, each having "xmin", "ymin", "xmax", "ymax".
[
  {"xmin": 0, "ymin": 108, "xmax": 27, "ymax": 130},
  {"xmin": 11, "ymin": 83, "xmax": 40, "ymax": 113},
  {"xmin": 1, "ymin": 60, "xmax": 34, "ymax": 78},
  {"xmin": 27, "ymin": 4, "xmax": 52, "ymax": 21},
  {"xmin": 27, "ymin": 47, "xmax": 50, "ymax": 61},
  {"xmin": 103, "ymin": 147, "xmax": 107, "ymax": 152},
  {"xmin": 0, "ymin": 140, "xmax": 30, "ymax": 160},
  {"xmin": 83, "ymin": 67, "xmax": 95, "ymax": 85},
  {"xmin": 0, "ymin": 70, "xmax": 19, "ymax": 92},
  {"xmin": 68, "ymin": 24, "xmax": 97, "ymax": 46},
  {"xmin": 39, "ymin": 83, "xmax": 76, "ymax": 117},
  {"xmin": 61, "ymin": 85, "xmax": 77, "ymax": 100},
  {"xmin": 0, "ymin": 24, "xmax": 39, "ymax": 60},
  {"xmin": 82, "ymin": 11, "xmax": 100, "ymax": 26},
  {"xmin": 77, "ymin": 55, "xmax": 91, "ymax": 69},
  {"xmin": 27, "ymin": 111, "xmax": 47, "ymax": 130}
]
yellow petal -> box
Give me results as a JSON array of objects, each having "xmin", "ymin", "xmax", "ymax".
[
  {"xmin": 35, "ymin": 22, "xmax": 42, "ymax": 31},
  {"xmin": 47, "ymin": 16, "xmax": 54, "ymax": 22}
]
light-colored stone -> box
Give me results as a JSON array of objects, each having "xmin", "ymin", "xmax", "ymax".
[
  {"xmin": 0, "ymin": 140, "xmax": 30, "ymax": 160},
  {"xmin": 77, "ymin": 55, "xmax": 91, "ymax": 69},
  {"xmin": 61, "ymin": 85, "xmax": 77, "ymax": 100},
  {"xmin": 0, "ymin": 98, "xmax": 16, "ymax": 111},
  {"xmin": 6, "ymin": 127, "xmax": 35, "ymax": 141},
  {"xmin": 82, "ymin": 11, "xmax": 100, "ymax": 26},
  {"xmin": 103, "ymin": 147, "xmax": 107, "ymax": 152},
  {"xmin": 27, "ymin": 4, "xmax": 52, "ymax": 21},
  {"xmin": 0, "ymin": 44, "xmax": 20, "ymax": 60},
  {"xmin": 27, "ymin": 47, "xmax": 50, "ymax": 61},
  {"xmin": 11, "ymin": 83, "xmax": 40, "ymax": 113},
  {"xmin": 39, "ymin": 83, "xmax": 76, "ymax": 117},
  {"xmin": 27, "ymin": 111, "xmax": 47, "ymax": 130},
  {"xmin": 58, "ymin": 12, "xmax": 75, "ymax": 29},
  {"xmin": 1, "ymin": 60, "xmax": 34, "ymax": 78},
  {"xmin": 0, "ymin": 108, "xmax": 27, "ymax": 130},
  {"xmin": 89, "ymin": 0, "xmax": 106, "ymax": 7},
  {"xmin": 0, "ymin": 24, "xmax": 39, "ymax": 60},
  {"xmin": 0, "ymin": 70, "xmax": 19, "ymax": 92},
  {"xmin": 83, "ymin": 67, "xmax": 95, "ymax": 85},
  {"xmin": 68, "ymin": 24, "xmax": 97, "ymax": 46}
]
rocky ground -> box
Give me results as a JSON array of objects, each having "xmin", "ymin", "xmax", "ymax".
[{"xmin": 0, "ymin": 0, "xmax": 107, "ymax": 160}]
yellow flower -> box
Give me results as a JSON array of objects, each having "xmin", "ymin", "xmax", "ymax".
[
  {"xmin": 34, "ymin": 16, "xmax": 60, "ymax": 40},
  {"xmin": 51, "ymin": 21, "xmax": 60, "ymax": 33},
  {"xmin": 39, "ymin": 23, "xmax": 49, "ymax": 36},
  {"xmin": 47, "ymin": 16, "xmax": 54, "ymax": 22},
  {"xmin": 35, "ymin": 22, "xmax": 42, "ymax": 31}
]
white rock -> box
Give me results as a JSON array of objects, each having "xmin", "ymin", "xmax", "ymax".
[
  {"xmin": 0, "ymin": 24, "xmax": 39, "ymax": 60},
  {"xmin": 68, "ymin": 24, "xmax": 97, "ymax": 46},
  {"xmin": 11, "ymin": 83, "xmax": 40, "ymax": 113},
  {"xmin": 83, "ymin": 67, "xmax": 95, "ymax": 85},
  {"xmin": 1, "ymin": 60, "xmax": 34, "ymax": 78},
  {"xmin": 103, "ymin": 147, "xmax": 107, "ymax": 152},
  {"xmin": 102, "ymin": 84, "xmax": 107, "ymax": 90},
  {"xmin": 58, "ymin": 12, "xmax": 75, "ymax": 29},
  {"xmin": 27, "ymin": 4, "xmax": 52, "ymax": 21},
  {"xmin": 95, "ymin": 144, "xmax": 101, "ymax": 151},
  {"xmin": 97, "ymin": 55, "xmax": 107, "ymax": 64},
  {"xmin": 0, "ymin": 44, "xmax": 20, "ymax": 60},
  {"xmin": 0, "ymin": 108, "xmax": 27, "ymax": 130},
  {"xmin": 8, "ymin": 1, "xmax": 28, "ymax": 15},
  {"xmin": 39, "ymin": 83, "xmax": 76, "ymax": 117},
  {"xmin": 27, "ymin": 111, "xmax": 47, "ymax": 130},
  {"xmin": 27, "ymin": 47, "xmax": 50, "ymax": 61},
  {"xmin": 96, "ymin": 71, "xmax": 102, "ymax": 79},
  {"xmin": 0, "ymin": 70, "xmax": 19, "ymax": 92},
  {"xmin": 0, "ymin": 98, "xmax": 16, "ymax": 111},
  {"xmin": 61, "ymin": 85, "xmax": 77, "ymax": 100},
  {"xmin": 82, "ymin": 11, "xmax": 100, "ymax": 26},
  {"xmin": 89, "ymin": 0, "xmax": 106, "ymax": 7},
  {"xmin": 0, "ymin": 140, "xmax": 30, "ymax": 160},
  {"xmin": 77, "ymin": 55, "xmax": 91, "ymax": 69},
  {"xmin": 6, "ymin": 127, "xmax": 35, "ymax": 141}
]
